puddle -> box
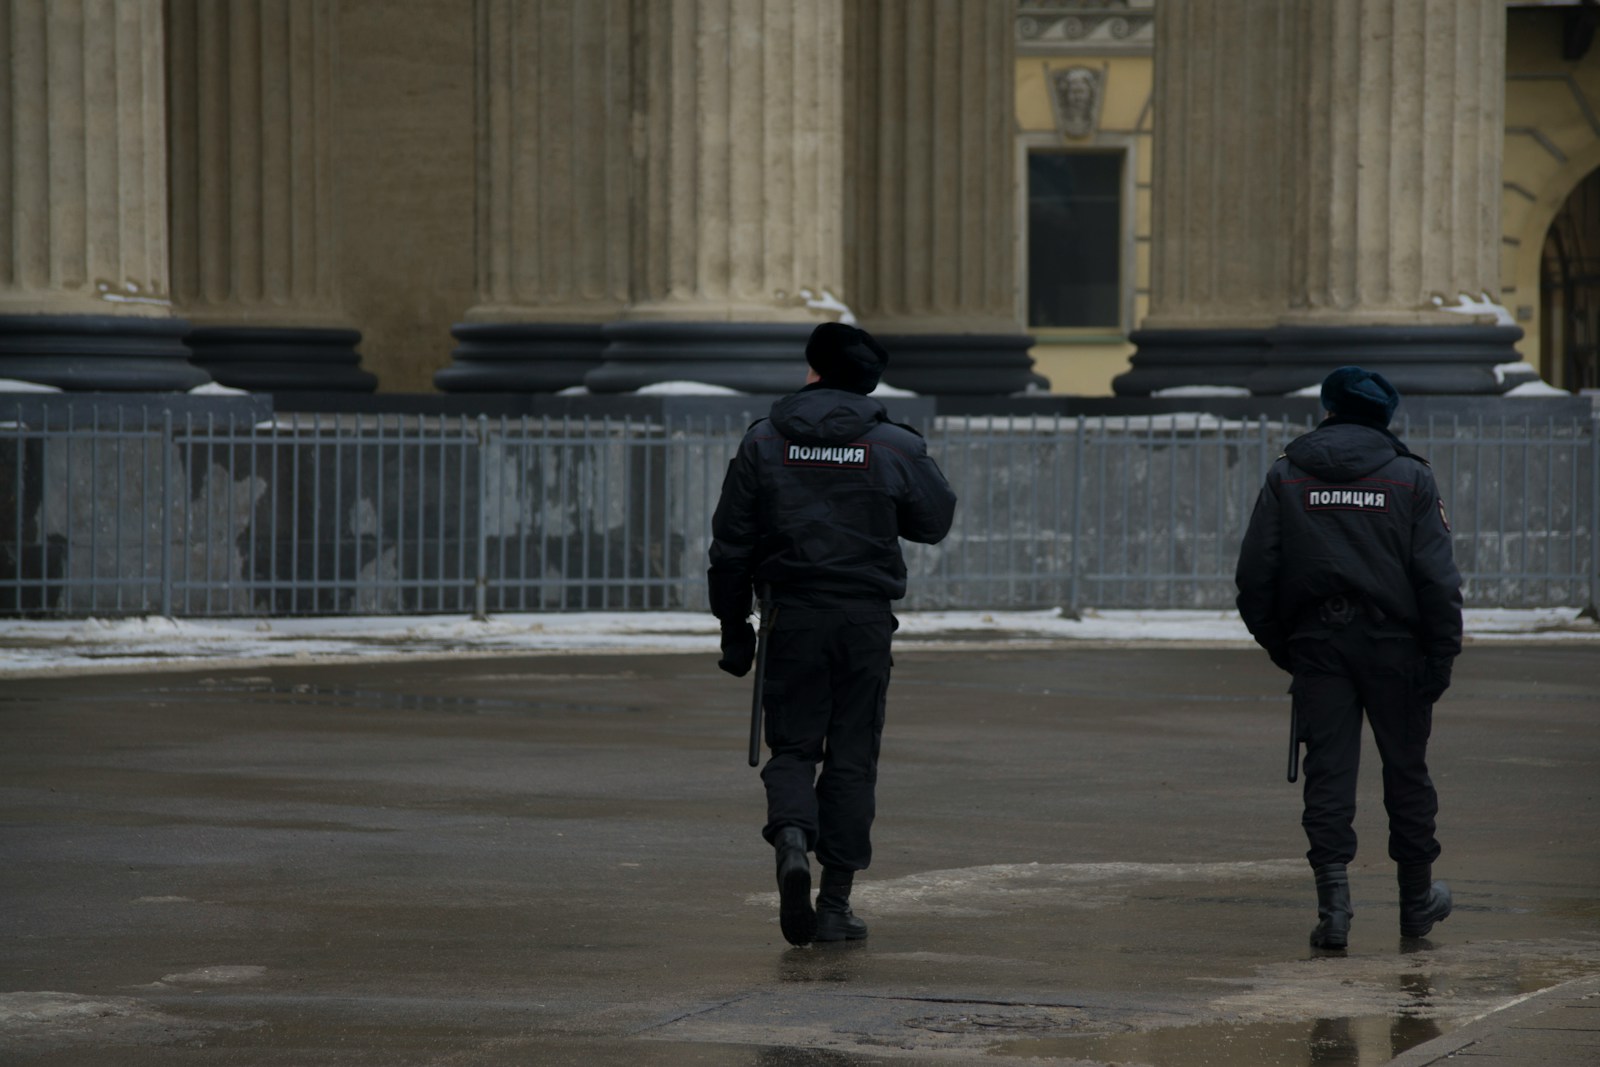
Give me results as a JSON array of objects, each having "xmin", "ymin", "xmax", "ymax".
[{"xmin": 993, "ymin": 1014, "xmax": 1446, "ymax": 1066}]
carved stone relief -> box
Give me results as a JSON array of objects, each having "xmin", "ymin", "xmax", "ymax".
[{"xmin": 1050, "ymin": 65, "xmax": 1105, "ymax": 140}]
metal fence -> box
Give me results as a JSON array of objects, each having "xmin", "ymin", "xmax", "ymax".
[{"xmin": 3, "ymin": 405, "xmax": 1596, "ymax": 617}]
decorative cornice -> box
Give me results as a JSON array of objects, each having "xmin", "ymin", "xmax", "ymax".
[{"xmin": 1017, "ymin": 2, "xmax": 1154, "ymax": 55}]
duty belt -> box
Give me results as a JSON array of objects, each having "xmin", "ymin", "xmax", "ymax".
[{"xmin": 1317, "ymin": 594, "xmax": 1357, "ymax": 627}]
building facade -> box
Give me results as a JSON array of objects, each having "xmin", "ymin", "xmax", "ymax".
[{"xmin": 2, "ymin": 1, "xmax": 1596, "ymax": 397}]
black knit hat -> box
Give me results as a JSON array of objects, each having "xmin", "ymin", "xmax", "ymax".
[
  {"xmin": 1320, "ymin": 365, "xmax": 1400, "ymax": 426},
  {"xmin": 805, "ymin": 322, "xmax": 888, "ymax": 394}
]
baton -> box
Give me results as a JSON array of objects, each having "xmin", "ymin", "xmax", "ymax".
[
  {"xmin": 1286, "ymin": 698, "xmax": 1300, "ymax": 784},
  {"xmin": 748, "ymin": 593, "xmax": 779, "ymax": 768}
]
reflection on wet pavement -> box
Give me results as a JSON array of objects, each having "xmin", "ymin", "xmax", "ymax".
[{"xmin": 996, "ymin": 1016, "xmax": 1394, "ymax": 1066}]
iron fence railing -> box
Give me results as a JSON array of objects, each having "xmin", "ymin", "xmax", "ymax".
[{"xmin": 2, "ymin": 405, "xmax": 1596, "ymax": 617}]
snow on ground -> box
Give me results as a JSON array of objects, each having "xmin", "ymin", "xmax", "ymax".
[
  {"xmin": 1150, "ymin": 385, "xmax": 1253, "ymax": 397},
  {"xmin": 0, "ymin": 608, "xmax": 1592, "ymax": 677}
]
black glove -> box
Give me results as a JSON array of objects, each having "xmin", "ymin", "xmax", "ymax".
[
  {"xmin": 1266, "ymin": 644, "xmax": 1294, "ymax": 675},
  {"xmin": 717, "ymin": 619, "xmax": 757, "ymax": 677},
  {"xmin": 1418, "ymin": 657, "xmax": 1452, "ymax": 704}
]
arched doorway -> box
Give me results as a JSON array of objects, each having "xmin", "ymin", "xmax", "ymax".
[{"xmin": 1540, "ymin": 167, "xmax": 1600, "ymax": 391}]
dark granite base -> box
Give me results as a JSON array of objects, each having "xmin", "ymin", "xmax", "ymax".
[
  {"xmin": 0, "ymin": 314, "xmax": 209, "ymax": 392},
  {"xmin": 1114, "ymin": 325, "xmax": 1527, "ymax": 396},
  {"xmin": 436, "ymin": 323, "xmax": 606, "ymax": 393},
  {"xmin": 185, "ymin": 326, "xmax": 376, "ymax": 392},
  {"xmin": 873, "ymin": 332, "xmax": 1041, "ymax": 395},
  {"xmin": 584, "ymin": 322, "xmax": 815, "ymax": 394}
]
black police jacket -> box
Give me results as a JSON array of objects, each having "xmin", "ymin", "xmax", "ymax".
[
  {"xmin": 1234, "ymin": 418, "xmax": 1463, "ymax": 664},
  {"xmin": 708, "ymin": 385, "xmax": 957, "ymax": 619}
]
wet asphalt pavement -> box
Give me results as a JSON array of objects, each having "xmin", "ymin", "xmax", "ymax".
[{"xmin": 1, "ymin": 642, "xmax": 1596, "ymax": 1066}]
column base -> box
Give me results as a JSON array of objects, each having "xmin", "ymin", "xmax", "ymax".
[
  {"xmin": 0, "ymin": 315, "xmax": 209, "ymax": 392},
  {"xmin": 185, "ymin": 327, "xmax": 376, "ymax": 392},
  {"xmin": 585, "ymin": 322, "xmax": 814, "ymax": 394},
  {"xmin": 872, "ymin": 333, "xmax": 1042, "ymax": 395},
  {"xmin": 1113, "ymin": 325, "xmax": 1526, "ymax": 396},
  {"xmin": 436, "ymin": 323, "xmax": 606, "ymax": 393}
]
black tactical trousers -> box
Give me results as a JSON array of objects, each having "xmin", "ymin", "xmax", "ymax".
[
  {"xmin": 1291, "ymin": 623, "xmax": 1441, "ymax": 869},
  {"xmin": 759, "ymin": 606, "xmax": 895, "ymax": 872}
]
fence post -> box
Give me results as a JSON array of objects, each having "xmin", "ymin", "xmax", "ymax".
[
  {"xmin": 160, "ymin": 409, "xmax": 173, "ymax": 618},
  {"xmin": 473, "ymin": 414, "xmax": 490, "ymax": 622},
  {"xmin": 1066, "ymin": 415, "xmax": 1084, "ymax": 619},
  {"xmin": 1585, "ymin": 425, "xmax": 1599, "ymax": 621}
]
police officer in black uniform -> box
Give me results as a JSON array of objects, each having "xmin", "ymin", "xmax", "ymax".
[
  {"xmin": 709, "ymin": 322, "xmax": 956, "ymax": 947},
  {"xmin": 1236, "ymin": 366, "xmax": 1462, "ymax": 949}
]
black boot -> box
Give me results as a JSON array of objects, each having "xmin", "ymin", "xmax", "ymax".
[
  {"xmin": 1309, "ymin": 864, "xmax": 1352, "ymax": 949},
  {"xmin": 814, "ymin": 868, "xmax": 868, "ymax": 942},
  {"xmin": 773, "ymin": 827, "xmax": 815, "ymax": 946},
  {"xmin": 1398, "ymin": 863, "xmax": 1452, "ymax": 938}
]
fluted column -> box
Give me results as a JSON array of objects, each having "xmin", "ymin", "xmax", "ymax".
[
  {"xmin": 0, "ymin": 0, "xmax": 204, "ymax": 389},
  {"xmin": 1117, "ymin": 0, "xmax": 1519, "ymax": 396},
  {"xmin": 167, "ymin": 0, "xmax": 372, "ymax": 392},
  {"xmin": 1287, "ymin": 0, "xmax": 1504, "ymax": 325},
  {"xmin": 844, "ymin": 0, "xmax": 1034, "ymax": 394},
  {"xmin": 1144, "ymin": 0, "xmax": 1298, "ymax": 329},
  {"xmin": 583, "ymin": 0, "xmax": 847, "ymax": 393},
  {"xmin": 437, "ymin": 0, "xmax": 632, "ymax": 392},
  {"xmin": 626, "ymin": 0, "xmax": 842, "ymax": 323}
]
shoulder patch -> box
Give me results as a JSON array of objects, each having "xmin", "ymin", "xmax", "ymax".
[
  {"xmin": 783, "ymin": 441, "xmax": 871, "ymax": 469},
  {"xmin": 1304, "ymin": 486, "xmax": 1389, "ymax": 513}
]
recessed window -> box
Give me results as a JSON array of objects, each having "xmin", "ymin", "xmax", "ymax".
[{"xmin": 1027, "ymin": 152, "xmax": 1123, "ymax": 329}]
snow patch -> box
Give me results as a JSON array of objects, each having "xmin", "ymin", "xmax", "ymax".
[
  {"xmin": 2, "ymin": 607, "xmax": 1588, "ymax": 678},
  {"xmin": 632, "ymin": 380, "xmax": 746, "ymax": 396},
  {"xmin": 747, "ymin": 859, "xmax": 1305, "ymax": 916},
  {"xmin": 1494, "ymin": 361, "xmax": 1540, "ymax": 384},
  {"xmin": 1505, "ymin": 379, "xmax": 1570, "ymax": 396},
  {"xmin": 1435, "ymin": 291, "xmax": 1517, "ymax": 326},
  {"xmin": 1151, "ymin": 385, "xmax": 1252, "ymax": 398},
  {"xmin": 0, "ymin": 378, "xmax": 62, "ymax": 393},
  {"xmin": 160, "ymin": 965, "xmax": 266, "ymax": 985},
  {"xmin": 800, "ymin": 287, "xmax": 858, "ymax": 325},
  {"xmin": 188, "ymin": 381, "xmax": 249, "ymax": 396}
]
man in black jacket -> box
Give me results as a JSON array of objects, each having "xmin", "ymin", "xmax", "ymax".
[
  {"xmin": 1236, "ymin": 366, "xmax": 1462, "ymax": 950},
  {"xmin": 709, "ymin": 322, "xmax": 957, "ymax": 947}
]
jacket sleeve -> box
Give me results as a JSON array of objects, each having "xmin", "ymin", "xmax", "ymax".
[
  {"xmin": 896, "ymin": 439, "xmax": 957, "ymax": 546},
  {"xmin": 707, "ymin": 437, "xmax": 760, "ymax": 621},
  {"xmin": 1235, "ymin": 471, "xmax": 1288, "ymax": 658},
  {"xmin": 1410, "ymin": 466, "xmax": 1463, "ymax": 661}
]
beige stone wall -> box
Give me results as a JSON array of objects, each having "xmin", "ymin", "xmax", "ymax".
[
  {"xmin": 333, "ymin": 0, "xmax": 475, "ymax": 392},
  {"xmin": 1502, "ymin": 7, "xmax": 1600, "ymax": 385}
]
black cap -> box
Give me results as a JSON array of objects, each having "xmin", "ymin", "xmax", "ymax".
[
  {"xmin": 1320, "ymin": 365, "xmax": 1399, "ymax": 426},
  {"xmin": 805, "ymin": 322, "xmax": 888, "ymax": 395}
]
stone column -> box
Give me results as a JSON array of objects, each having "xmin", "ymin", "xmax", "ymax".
[
  {"xmin": 1116, "ymin": 0, "xmax": 1519, "ymax": 396},
  {"xmin": 0, "ymin": 0, "xmax": 205, "ymax": 390},
  {"xmin": 1112, "ymin": 0, "xmax": 1298, "ymax": 394},
  {"xmin": 1268, "ymin": 0, "xmax": 1517, "ymax": 393},
  {"xmin": 585, "ymin": 0, "xmax": 847, "ymax": 394},
  {"xmin": 167, "ymin": 0, "xmax": 373, "ymax": 392},
  {"xmin": 844, "ymin": 0, "xmax": 1035, "ymax": 394},
  {"xmin": 438, "ymin": 0, "xmax": 633, "ymax": 392}
]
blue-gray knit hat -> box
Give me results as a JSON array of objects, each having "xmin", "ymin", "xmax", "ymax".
[{"xmin": 1320, "ymin": 366, "xmax": 1399, "ymax": 426}]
